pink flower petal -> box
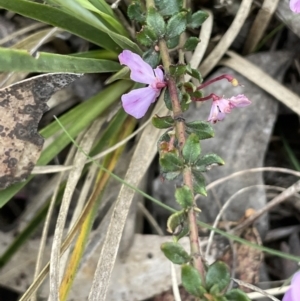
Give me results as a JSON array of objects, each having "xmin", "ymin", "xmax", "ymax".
[
  {"xmin": 121, "ymin": 86, "xmax": 157, "ymax": 119},
  {"xmin": 154, "ymin": 67, "xmax": 164, "ymax": 82},
  {"xmin": 208, "ymin": 101, "xmax": 226, "ymax": 123},
  {"xmin": 291, "ymin": 271, "xmax": 300, "ymax": 300},
  {"xmin": 207, "ymin": 94, "xmax": 251, "ymax": 123},
  {"xmin": 119, "ymin": 50, "xmax": 155, "ymax": 85},
  {"xmin": 283, "ymin": 288, "xmax": 293, "ymax": 301},
  {"xmin": 228, "ymin": 94, "xmax": 251, "ymax": 108},
  {"xmin": 217, "ymin": 98, "xmax": 231, "ymax": 113},
  {"xmin": 290, "ymin": 0, "xmax": 300, "ymax": 13}
]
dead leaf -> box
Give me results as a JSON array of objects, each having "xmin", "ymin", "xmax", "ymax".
[
  {"xmin": 0, "ymin": 73, "xmax": 82, "ymax": 189},
  {"xmin": 220, "ymin": 227, "xmax": 263, "ymax": 292}
]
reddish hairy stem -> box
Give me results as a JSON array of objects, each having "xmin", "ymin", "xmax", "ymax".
[
  {"xmin": 197, "ymin": 74, "xmax": 236, "ymax": 90},
  {"xmin": 193, "ymin": 93, "xmax": 219, "ymax": 102},
  {"xmin": 159, "ymin": 38, "xmax": 206, "ymax": 283}
]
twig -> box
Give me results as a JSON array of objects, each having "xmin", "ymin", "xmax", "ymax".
[{"xmin": 233, "ymin": 180, "xmax": 300, "ymax": 233}]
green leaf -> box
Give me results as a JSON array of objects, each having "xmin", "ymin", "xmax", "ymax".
[
  {"xmin": 0, "ymin": 48, "xmax": 121, "ymax": 73},
  {"xmin": 136, "ymin": 26, "xmax": 157, "ymax": 46},
  {"xmin": 72, "ymin": 49, "xmax": 118, "ymax": 60},
  {"xmin": 0, "ymin": 0, "xmax": 119, "ymax": 52},
  {"xmin": 88, "ymin": 0, "xmax": 114, "ymax": 17},
  {"xmin": 183, "ymin": 37, "xmax": 200, "ymax": 51},
  {"xmin": 181, "ymin": 265, "xmax": 206, "ymax": 297},
  {"xmin": 164, "ymin": 87, "xmax": 173, "ymax": 110},
  {"xmin": 186, "ymin": 67, "xmax": 203, "ymax": 83},
  {"xmin": 182, "ymin": 81, "xmax": 196, "ymax": 92},
  {"xmin": 161, "ymin": 242, "xmax": 191, "ymax": 264},
  {"xmin": 152, "ymin": 115, "xmax": 174, "ymax": 129},
  {"xmin": 192, "ymin": 170, "xmax": 206, "ymax": 196},
  {"xmin": 175, "ymin": 185, "xmax": 193, "ymax": 208},
  {"xmin": 160, "ymin": 152, "xmax": 184, "ymax": 173},
  {"xmin": 187, "ymin": 10, "xmax": 209, "ymax": 29},
  {"xmin": 225, "ymin": 289, "xmax": 251, "ymax": 301},
  {"xmin": 164, "ymin": 86, "xmax": 184, "ymax": 110},
  {"xmin": 155, "ymin": 0, "xmax": 183, "ymax": 16},
  {"xmin": 51, "ymin": 0, "xmax": 142, "ymax": 53},
  {"xmin": 193, "ymin": 154, "xmax": 225, "ymax": 171},
  {"xmin": 143, "ymin": 48, "xmax": 160, "ymax": 68},
  {"xmin": 166, "ymin": 210, "xmax": 187, "ymax": 234},
  {"xmin": 146, "ymin": 7, "xmax": 166, "ymax": 37},
  {"xmin": 174, "ymin": 222, "xmax": 189, "ymax": 241},
  {"xmin": 163, "ymin": 171, "xmax": 182, "ymax": 180},
  {"xmin": 185, "ymin": 121, "xmax": 214, "ymax": 140},
  {"xmin": 105, "ymin": 67, "xmax": 130, "ymax": 84},
  {"xmin": 170, "ymin": 64, "xmax": 187, "ymax": 77},
  {"xmin": 189, "ymin": 90, "xmax": 203, "ymax": 100},
  {"xmin": 206, "ymin": 261, "xmax": 230, "ymax": 293},
  {"xmin": 166, "ymin": 11, "xmax": 187, "ymax": 39},
  {"xmin": 181, "ymin": 93, "xmax": 191, "ymax": 111},
  {"xmin": 167, "ymin": 36, "xmax": 180, "ymax": 48},
  {"xmin": 213, "ymin": 296, "xmax": 228, "ymax": 301},
  {"xmin": 182, "ymin": 133, "xmax": 201, "ymax": 164},
  {"xmin": 76, "ymin": 0, "xmax": 127, "ymax": 35},
  {"xmin": 128, "ymin": 1, "xmax": 146, "ymax": 22}
]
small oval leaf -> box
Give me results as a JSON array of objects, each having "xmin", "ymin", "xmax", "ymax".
[
  {"xmin": 193, "ymin": 154, "xmax": 225, "ymax": 171},
  {"xmin": 182, "ymin": 133, "xmax": 201, "ymax": 164},
  {"xmin": 128, "ymin": 1, "xmax": 145, "ymax": 22},
  {"xmin": 155, "ymin": 0, "xmax": 183, "ymax": 16},
  {"xmin": 183, "ymin": 37, "xmax": 200, "ymax": 51},
  {"xmin": 143, "ymin": 48, "xmax": 160, "ymax": 68},
  {"xmin": 192, "ymin": 170, "xmax": 207, "ymax": 196},
  {"xmin": 161, "ymin": 242, "xmax": 191, "ymax": 264},
  {"xmin": 185, "ymin": 120, "xmax": 214, "ymax": 140},
  {"xmin": 152, "ymin": 115, "xmax": 174, "ymax": 129},
  {"xmin": 167, "ymin": 210, "xmax": 187, "ymax": 234},
  {"xmin": 170, "ymin": 64, "xmax": 187, "ymax": 77},
  {"xmin": 175, "ymin": 185, "xmax": 193, "ymax": 208},
  {"xmin": 181, "ymin": 264, "xmax": 206, "ymax": 297},
  {"xmin": 225, "ymin": 289, "xmax": 251, "ymax": 301},
  {"xmin": 206, "ymin": 261, "xmax": 230, "ymax": 292},
  {"xmin": 166, "ymin": 11, "xmax": 187, "ymax": 39},
  {"xmin": 147, "ymin": 7, "xmax": 166, "ymax": 37},
  {"xmin": 187, "ymin": 10, "xmax": 209, "ymax": 29},
  {"xmin": 159, "ymin": 152, "xmax": 184, "ymax": 173},
  {"xmin": 136, "ymin": 26, "xmax": 158, "ymax": 46}
]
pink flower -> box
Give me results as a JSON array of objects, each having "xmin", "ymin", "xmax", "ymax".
[
  {"xmin": 207, "ymin": 94, "xmax": 251, "ymax": 124},
  {"xmin": 208, "ymin": 97, "xmax": 230, "ymax": 123},
  {"xmin": 118, "ymin": 50, "xmax": 166, "ymax": 119},
  {"xmin": 290, "ymin": 0, "xmax": 300, "ymax": 13},
  {"xmin": 228, "ymin": 94, "xmax": 251, "ymax": 109},
  {"xmin": 282, "ymin": 272, "xmax": 300, "ymax": 301}
]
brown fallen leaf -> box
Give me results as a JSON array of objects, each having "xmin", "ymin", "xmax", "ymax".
[
  {"xmin": 220, "ymin": 226, "xmax": 263, "ymax": 292},
  {"xmin": 0, "ymin": 73, "xmax": 82, "ymax": 189}
]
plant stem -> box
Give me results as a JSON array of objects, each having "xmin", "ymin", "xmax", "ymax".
[
  {"xmin": 197, "ymin": 74, "xmax": 237, "ymax": 90},
  {"xmin": 159, "ymin": 38, "xmax": 206, "ymax": 283}
]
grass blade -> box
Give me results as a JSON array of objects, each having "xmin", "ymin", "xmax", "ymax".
[
  {"xmin": 0, "ymin": 48, "xmax": 121, "ymax": 73},
  {"xmin": 0, "ymin": 0, "xmax": 119, "ymax": 52}
]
